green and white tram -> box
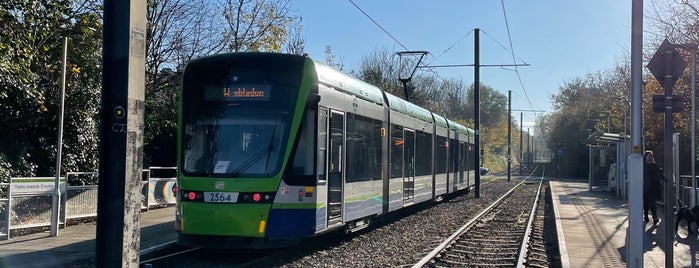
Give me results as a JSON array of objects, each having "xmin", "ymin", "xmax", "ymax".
[{"xmin": 175, "ymin": 53, "xmax": 475, "ymax": 248}]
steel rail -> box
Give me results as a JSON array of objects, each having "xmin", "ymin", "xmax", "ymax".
[
  {"xmin": 515, "ymin": 177, "xmax": 544, "ymax": 267},
  {"xmin": 411, "ymin": 177, "xmax": 529, "ymax": 268}
]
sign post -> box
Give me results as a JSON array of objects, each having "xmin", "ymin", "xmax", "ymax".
[{"xmin": 647, "ymin": 38, "xmax": 687, "ymax": 267}]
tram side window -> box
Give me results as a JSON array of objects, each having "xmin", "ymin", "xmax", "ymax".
[
  {"xmin": 286, "ymin": 111, "xmax": 316, "ymax": 185},
  {"xmin": 372, "ymin": 118, "xmax": 382, "ymax": 180},
  {"xmin": 435, "ymin": 136, "xmax": 448, "ymax": 175},
  {"xmin": 390, "ymin": 124, "xmax": 404, "ymax": 179},
  {"xmin": 415, "ymin": 131, "xmax": 432, "ymax": 176},
  {"xmin": 317, "ymin": 109, "xmax": 328, "ymax": 182},
  {"xmin": 450, "ymin": 138, "xmax": 459, "ymax": 173},
  {"xmin": 346, "ymin": 113, "xmax": 382, "ymax": 182}
]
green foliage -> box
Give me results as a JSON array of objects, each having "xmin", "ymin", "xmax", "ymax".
[
  {"xmin": 0, "ymin": 1, "xmax": 101, "ymax": 177},
  {"xmin": 546, "ymin": 66, "xmax": 630, "ymax": 177},
  {"xmin": 144, "ymin": 69, "xmax": 179, "ymax": 167},
  {"xmin": 0, "ymin": 0, "xmax": 301, "ymax": 178},
  {"xmin": 464, "ymin": 84, "xmax": 508, "ymax": 126}
]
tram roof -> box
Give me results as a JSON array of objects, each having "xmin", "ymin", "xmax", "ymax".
[
  {"xmin": 383, "ymin": 93, "xmax": 434, "ymax": 124},
  {"xmin": 313, "ymin": 61, "xmax": 384, "ymax": 105},
  {"xmin": 447, "ymin": 119, "xmax": 474, "ymax": 136},
  {"xmin": 433, "ymin": 114, "xmax": 448, "ymax": 128}
]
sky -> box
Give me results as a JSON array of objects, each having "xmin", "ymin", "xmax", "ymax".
[{"xmin": 289, "ymin": 0, "xmax": 634, "ymax": 129}]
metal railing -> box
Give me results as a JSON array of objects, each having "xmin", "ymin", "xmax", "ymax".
[
  {"xmin": 1, "ymin": 182, "xmax": 8, "ymax": 239},
  {"xmin": 678, "ymin": 175, "xmax": 699, "ymax": 206},
  {"xmin": 0, "ymin": 167, "xmax": 176, "ymax": 240}
]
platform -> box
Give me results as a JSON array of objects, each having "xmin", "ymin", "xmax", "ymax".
[
  {"xmin": 551, "ymin": 179, "xmax": 699, "ymax": 268},
  {"xmin": 0, "ymin": 206, "xmax": 176, "ymax": 267}
]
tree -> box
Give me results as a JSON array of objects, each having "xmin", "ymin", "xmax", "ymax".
[
  {"xmin": 463, "ymin": 84, "xmax": 507, "ymax": 127},
  {"xmin": 544, "ymin": 62, "xmax": 632, "ymax": 177},
  {"xmin": 0, "ymin": 0, "xmax": 303, "ymax": 179},
  {"xmin": 324, "ymin": 45, "xmax": 343, "ymax": 71},
  {"xmin": 222, "ymin": 0, "xmax": 294, "ymax": 52},
  {"xmin": 644, "ymin": 0, "xmax": 699, "ymax": 171},
  {"xmin": 0, "ymin": 0, "xmax": 101, "ymax": 179},
  {"xmin": 143, "ymin": 0, "xmax": 228, "ymax": 166},
  {"xmin": 355, "ymin": 47, "xmax": 436, "ymax": 106},
  {"xmin": 356, "ymin": 47, "xmax": 402, "ymax": 96},
  {"xmin": 142, "ymin": 0, "xmax": 300, "ymax": 166},
  {"xmin": 647, "ymin": 0, "xmax": 699, "ymax": 46},
  {"xmin": 284, "ymin": 17, "xmax": 305, "ymax": 55}
]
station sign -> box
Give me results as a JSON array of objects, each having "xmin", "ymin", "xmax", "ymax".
[
  {"xmin": 10, "ymin": 177, "xmax": 66, "ymax": 196},
  {"xmin": 647, "ymin": 39, "xmax": 687, "ymax": 90}
]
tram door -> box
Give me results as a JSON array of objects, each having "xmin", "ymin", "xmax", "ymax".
[
  {"xmin": 459, "ymin": 142, "xmax": 465, "ymax": 187},
  {"xmin": 327, "ymin": 110, "xmax": 345, "ymax": 225},
  {"xmin": 403, "ymin": 129, "xmax": 415, "ymax": 203}
]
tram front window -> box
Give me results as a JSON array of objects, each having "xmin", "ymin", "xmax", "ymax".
[
  {"xmin": 184, "ymin": 118, "xmax": 284, "ymax": 177},
  {"xmin": 180, "ymin": 56, "xmax": 303, "ymax": 178}
]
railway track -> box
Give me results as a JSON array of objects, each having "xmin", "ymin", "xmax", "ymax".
[
  {"xmin": 137, "ymin": 178, "xmax": 552, "ymax": 267},
  {"xmin": 413, "ymin": 177, "xmax": 544, "ymax": 267},
  {"xmin": 138, "ymin": 226, "xmax": 351, "ymax": 267}
]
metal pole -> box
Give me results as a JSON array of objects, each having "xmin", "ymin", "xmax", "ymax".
[
  {"xmin": 51, "ymin": 36, "xmax": 68, "ymax": 237},
  {"xmin": 621, "ymin": 106, "xmax": 627, "ymax": 197},
  {"xmin": 589, "ymin": 129, "xmax": 593, "ymax": 191},
  {"xmin": 627, "ymin": 1, "xmax": 644, "ymax": 266},
  {"xmin": 692, "ymin": 46, "xmax": 697, "ymax": 207},
  {"xmin": 507, "ymin": 90, "xmax": 511, "ymax": 182},
  {"xmin": 473, "ymin": 28, "xmax": 480, "ymax": 198},
  {"xmin": 520, "ymin": 112, "xmax": 523, "ymax": 176},
  {"xmin": 675, "ymin": 133, "xmax": 680, "ymax": 210},
  {"xmin": 527, "ymin": 128, "xmax": 530, "ymax": 166},
  {"xmin": 662, "ymin": 41, "xmax": 675, "ymax": 267}
]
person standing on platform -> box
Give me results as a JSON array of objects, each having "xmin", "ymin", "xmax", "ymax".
[
  {"xmin": 643, "ymin": 150, "xmax": 663, "ymax": 225},
  {"xmin": 608, "ymin": 157, "xmax": 617, "ymax": 193}
]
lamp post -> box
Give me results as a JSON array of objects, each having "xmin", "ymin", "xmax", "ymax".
[{"xmin": 51, "ymin": 36, "xmax": 68, "ymax": 237}]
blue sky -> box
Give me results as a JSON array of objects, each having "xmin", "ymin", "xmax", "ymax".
[{"xmin": 289, "ymin": 0, "xmax": 633, "ymax": 128}]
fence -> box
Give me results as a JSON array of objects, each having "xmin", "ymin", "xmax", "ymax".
[
  {"xmin": 678, "ymin": 175, "xmax": 699, "ymax": 206},
  {"xmin": 0, "ymin": 167, "xmax": 176, "ymax": 240},
  {"xmin": 1, "ymin": 182, "xmax": 8, "ymax": 239}
]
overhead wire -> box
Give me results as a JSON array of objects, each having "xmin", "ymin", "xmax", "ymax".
[
  {"xmin": 427, "ymin": 29, "xmax": 475, "ymax": 66},
  {"xmin": 347, "ymin": 0, "xmax": 409, "ymax": 51},
  {"xmin": 347, "ymin": 0, "xmax": 538, "ymax": 120},
  {"xmin": 346, "ymin": 0, "xmax": 454, "ymax": 98},
  {"xmin": 499, "ymin": 0, "xmax": 537, "ymax": 113},
  {"xmin": 481, "ymin": 31, "xmax": 529, "ymax": 69}
]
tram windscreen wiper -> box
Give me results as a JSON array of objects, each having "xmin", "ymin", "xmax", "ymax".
[{"xmin": 229, "ymin": 124, "xmax": 277, "ymax": 177}]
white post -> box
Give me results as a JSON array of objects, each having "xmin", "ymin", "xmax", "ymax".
[
  {"xmin": 627, "ymin": 0, "xmax": 644, "ymax": 266},
  {"xmin": 51, "ymin": 37, "xmax": 68, "ymax": 237}
]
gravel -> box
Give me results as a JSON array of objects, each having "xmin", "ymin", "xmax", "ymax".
[{"xmin": 260, "ymin": 178, "xmax": 524, "ymax": 267}]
